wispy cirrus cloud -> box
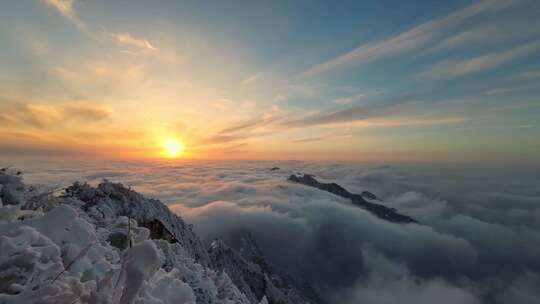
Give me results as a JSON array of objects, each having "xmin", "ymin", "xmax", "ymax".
[
  {"xmin": 418, "ymin": 40, "xmax": 540, "ymax": 80},
  {"xmin": 292, "ymin": 133, "xmax": 353, "ymax": 143},
  {"xmin": 216, "ymin": 106, "xmax": 283, "ymax": 136},
  {"xmin": 43, "ymin": 0, "xmax": 74, "ymax": 18},
  {"xmin": 297, "ymin": 0, "xmax": 521, "ymax": 78},
  {"xmin": 333, "ymin": 93, "xmax": 369, "ymax": 105},
  {"xmin": 43, "ymin": 0, "xmax": 86, "ymax": 31},
  {"xmin": 425, "ymin": 11, "xmax": 540, "ymax": 55},
  {"xmin": 333, "ymin": 91, "xmax": 383, "ymax": 105},
  {"xmin": 185, "ymin": 106, "xmax": 287, "ymax": 149},
  {"xmin": 112, "ymin": 33, "xmax": 157, "ymax": 51},
  {"xmin": 519, "ymin": 68, "xmax": 540, "ymax": 79},
  {"xmin": 0, "ymin": 102, "xmax": 111, "ymax": 129},
  {"xmin": 282, "ymin": 101, "xmax": 418, "ymax": 128},
  {"xmin": 241, "ymin": 73, "xmax": 262, "ymax": 85},
  {"xmin": 427, "ymin": 20, "xmax": 540, "ymax": 55},
  {"xmin": 43, "ymin": 0, "xmax": 158, "ymax": 54},
  {"xmin": 425, "ymin": 27, "xmax": 504, "ymax": 54},
  {"xmin": 208, "ymin": 99, "xmax": 466, "ymax": 140}
]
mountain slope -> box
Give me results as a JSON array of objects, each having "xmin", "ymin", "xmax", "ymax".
[
  {"xmin": 0, "ymin": 169, "xmax": 316, "ymax": 304},
  {"xmin": 208, "ymin": 236, "xmax": 319, "ymax": 304}
]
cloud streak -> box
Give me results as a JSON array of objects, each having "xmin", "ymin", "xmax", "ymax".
[
  {"xmin": 332, "ymin": 91, "xmax": 382, "ymax": 105},
  {"xmin": 281, "ymin": 101, "xmax": 418, "ymax": 127},
  {"xmin": 0, "ymin": 102, "xmax": 111, "ymax": 129},
  {"xmin": 43, "ymin": 0, "xmax": 158, "ymax": 56},
  {"xmin": 297, "ymin": 0, "xmax": 520, "ymax": 78},
  {"xmin": 43, "ymin": 0, "xmax": 87, "ymax": 31},
  {"xmin": 241, "ymin": 73, "xmax": 262, "ymax": 85},
  {"xmin": 112, "ymin": 33, "xmax": 157, "ymax": 51},
  {"xmin": 44, "ymin": 0, "xmax": 74, "ymax": 18},
  {"xmin": 419, "ymin": 41, "xmax": 540, "ymax": 79}
]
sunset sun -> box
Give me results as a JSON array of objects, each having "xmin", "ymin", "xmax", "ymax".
[{"xmin": 162, "ymin": 138, "xmax": 184, "ymax": 158}]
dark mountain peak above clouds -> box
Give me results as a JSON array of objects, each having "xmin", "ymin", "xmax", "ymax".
[
  {"xmin": 360, "ymin": 190, "xmax": 378, "ymax": 200},
  {"xmin": 288, "ymin": 174, "xmax": 351, "ymax": 198},
  {"xmin": 288, "ymin": 174, "xmax": 416, "ymax": 224}
]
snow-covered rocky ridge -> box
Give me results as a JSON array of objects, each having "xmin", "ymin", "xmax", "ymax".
[{"xmin": 0, "ymin": 169, "xmax": 314, "ymax": 304}]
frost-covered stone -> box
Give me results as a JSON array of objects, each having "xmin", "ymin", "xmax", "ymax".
[
  {"xmin": 119, "ymin": 240, "xmax": 162, "ymax": 304},
  {"xmin": 64, "ymin": 181, "xmax": 211, "ymax": 267},
  {"xmin": 0, "ymin": 170, "xmax": 318, "ymax": 304},
  {"xmin": 209, "ymin": 238, "xmax": 314, "ymax": 304},
  {"xmin": 141, "ymin": 268, "xmax": 196, "ymax": 304},
  {"xmin": 0, "ymin": 170, "xmax": 25, "ymax": 206}
]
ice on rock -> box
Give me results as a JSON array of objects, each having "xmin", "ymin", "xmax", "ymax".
[
  {"xmin": 119, "ymin": 240, "xmax": 162, "ymax": 304},
  {"xmin": 0, "ymin": 224, "xmax": 62, "ymax": 294},
  {"xmin": 0, "ymin": 169, "xmax": 25, "ymax": 206},
  {"xmin": 141, "ymin": 268, "xmax": 196, "ymax": 304},
  {"xmin": 24, "ymin": 205, "xmax": 114, "ymax": 282},
  {"xmin": 0, "ymin": 204, "xmax": 21, "ymax": 221},
  {"xmin": 0, "ymin": 222, "xmax": 91, "ymax": 304},
  {"xmin": 64, "ymin": 181, "xmax": 211, "ymax": 267}
]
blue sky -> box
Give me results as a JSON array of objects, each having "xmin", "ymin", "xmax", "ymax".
[{"xmin": 0, "ymin": 0, "xmax": 539, "ymax": 162}]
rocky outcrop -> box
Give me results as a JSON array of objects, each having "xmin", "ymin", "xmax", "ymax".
[
  {"xmin": 237, "ymin": 234, "xmax": 324, "ymax": 304},
  {"xmin": 288, "ymin": 174, "xmax": 416, "ymax": 223},
  {"xmin": 64, "ymin": 181, "xmax": 212, "ymax": 267},
  {"xmin": 360, "ymin": 191, "xmax": 378, "ymax": 200},
  {"xmin": 208, "ymin": 237, "xmax": 316, "ymax": 304},
  {"xmin": 0, "ymin": 168, "xmax": 319, "ymax": 304}
]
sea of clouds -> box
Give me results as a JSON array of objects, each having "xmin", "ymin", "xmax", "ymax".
[{"xmin": 9, "ymin": 158, "xmax": 540, "ymax": 304}]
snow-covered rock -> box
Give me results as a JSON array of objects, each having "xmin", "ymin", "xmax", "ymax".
[
  {"xmin": 208, "ymin": 238, "xmax": 316, "ymax": 304},
  {"xmin": 64, "ymin": 181, "xmax": 211, "ymax": 267},
  {"xmin": 0, "ymin": 169, "xmax": 318, "ymax": 304}
]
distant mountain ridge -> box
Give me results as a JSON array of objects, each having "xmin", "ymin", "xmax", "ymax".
[{"xmin": 288, "ymin": 174, "xmax": 416, "ymax": 223}]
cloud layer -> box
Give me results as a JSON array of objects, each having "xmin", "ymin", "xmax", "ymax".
[{"xmin": 11, "ymin": 159, "xmax": 540, "ymax": 304}]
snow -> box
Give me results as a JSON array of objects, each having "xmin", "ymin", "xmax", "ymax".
[
  {"xmin": 119, "ymin": 240, "xmax": 162, "ymax": 304},
  {"xmin": 0, "ymin": 169, "xmax": 281, "ymax": 304},
  {"xmin": 143, "ymin": 268, "xmax": 196, "ymax": 304}
]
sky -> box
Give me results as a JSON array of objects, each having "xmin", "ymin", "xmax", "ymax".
[{"xmin": 1, "ymin": 0, "xmax": 539, "ymax": 163}]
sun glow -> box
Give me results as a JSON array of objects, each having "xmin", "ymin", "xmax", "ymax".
[{"xmin": 162, "ymin": 138, "xmax": 184, "ymax": 158}]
